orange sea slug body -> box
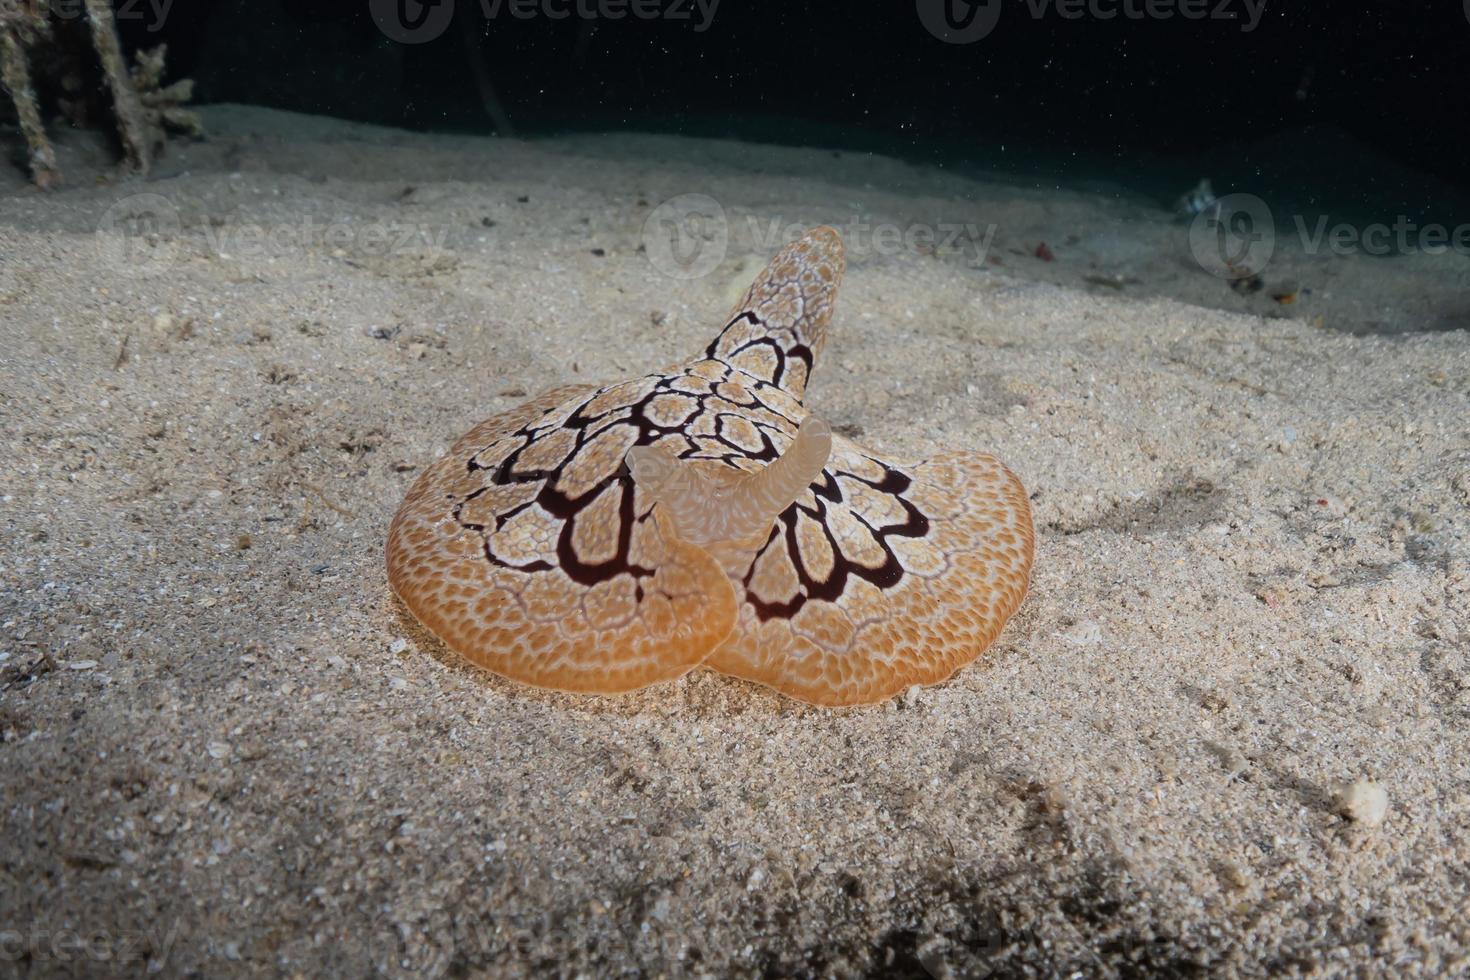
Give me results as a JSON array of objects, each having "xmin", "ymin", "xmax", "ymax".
[{"xmin": 386, "ymin": 227, "xmax": 1033, "ymax": 705}]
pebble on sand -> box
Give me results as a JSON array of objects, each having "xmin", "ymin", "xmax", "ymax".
[{"xmin": 1335, "ymin": 779, "xmax": 1389, "ymax": 828}]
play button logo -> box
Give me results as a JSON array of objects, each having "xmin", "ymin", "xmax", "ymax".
[
  {"xmin": 916, "ymin": 0, "xmax": 1003, "ymax": 44},
  {"xmin": 370, "ymin": 0, "xmax": 456, "ymax": 44}
]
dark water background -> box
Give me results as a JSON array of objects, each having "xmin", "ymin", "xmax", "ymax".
[{"xmin": 112, "ymin": 0, "xmax": 1470, "ymax": 229}]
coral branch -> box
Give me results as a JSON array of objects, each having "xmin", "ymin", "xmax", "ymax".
[
  {"xmin": 83, "ymin": 0, "xmax": 154, "ymax": 174},
  {"xmin": 1, "ymin": 3, "xmax": 198, "ymax": 185},
  {"xmin": 132, "ymin": 44, "xmax": 202, "ymax": 138},
  {"xmin": 0, "ymin": 24, "xmax": 59, "ymax": 189}
]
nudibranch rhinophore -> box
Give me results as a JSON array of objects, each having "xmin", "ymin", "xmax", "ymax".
[{"xmin": 386, "ymin": 227, "xmax": 1033, "ymax": 705}]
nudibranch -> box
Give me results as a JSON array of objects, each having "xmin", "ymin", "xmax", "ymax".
[{"xmin": 386, "ymin": 227, "xmax": 1033, "ymax": 705}]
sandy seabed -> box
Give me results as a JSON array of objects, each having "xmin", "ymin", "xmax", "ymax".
[{"xmin": 2, "ymin": 105, "xmax": 1468, "ymax": 977}]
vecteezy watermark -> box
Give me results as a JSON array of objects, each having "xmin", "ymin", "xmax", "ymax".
[
  {"xmin": 642, "ymin": 193, "xmax": 729, "ymax": 280},
  {"xmin": 918, "ymin": 0, "xmax": 1266, "ymax": 44},
  {"xmin": 356, "ymin": 907, "xmax": 580, "ymax": 978},
  {"xmin": 1188, "ymin": 193, "xmax": 1470, "ymax": 279},
  {"xmin": 1, "ymin": 0, "xmax": 175, "ymax": 33},
  {"xmin": 640, "ymin": 194, "xmax": 999, "ymax": 279},
  {"xmin": 1292, "ymin": 215, "xmax": 1470, "ymax": 258},
  {"xmin": 370, "ymin": 0, "xmax": 719, "ymax": 44},
  {"xmin": 367, "ymin": 912, "xmax": 454, "ymax": 980},
  {"xmin": 746, "ymin": 217, "xmax": 997, "ymax": 268},
  {"xmin": 95, "ymin": 193, "xmax": 452, "ymax": 277},
  {"xmin": 199, "ymin": 215, "xmax": 451, "ymax": 264},
  {"xmin": 482, "ymin": 0, "xmax": 719, "ymax": 28},
  {"xmin": 0, "ymin": 921, "xmax": 178, "ymax": 968},
  {"xmin": 369, "ymin": 0, "xmax": 456, "ymax": 43},
  {"xmin": 1188, "ymin": 192, "xmax": 1275, "ymax": 279},
  {"xmin": 915, "ymin": 0, "xmax": 1004, "ymax": 43},
  {"xmin": 96, "ymin": 193, "xmax": 182, "ymax": 278}
]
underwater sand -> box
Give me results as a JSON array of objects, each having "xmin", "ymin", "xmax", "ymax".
[{"xmin": 2, "ymin": 105, "xmax": 1468, "ymax": 976}]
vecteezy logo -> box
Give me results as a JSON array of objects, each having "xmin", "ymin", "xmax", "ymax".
[
  {"xmin": 916, "ymin": 0, "xmax": 1002, "ymax": 43},
  {"xmin": 96, "ymin": 193, "xmax": 182, "ymax": 278},
  {"xmin": 366, "ymin": 913, "xmax": 453, "ymax": 980},
  {"xmin": 370, "ymin": 0, "xmax": 456, "ymax": 43},
  {"xmin": 1188, "ymin": 192, "xmax": 1275, "ymax": 279},
  {"xmin": 642, "ymin": 193, "xmax": 728, "ymax": 280}
]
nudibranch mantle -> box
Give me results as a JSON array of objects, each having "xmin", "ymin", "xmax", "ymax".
[{"xmin": 386, "ymin": 227, "xmax": 1033, "ymax": 705}]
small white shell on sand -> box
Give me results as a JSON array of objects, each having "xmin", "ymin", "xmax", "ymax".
[{"xmin": 1335, "ymin": 779, "xmax": 1389, "ymax": 827}]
